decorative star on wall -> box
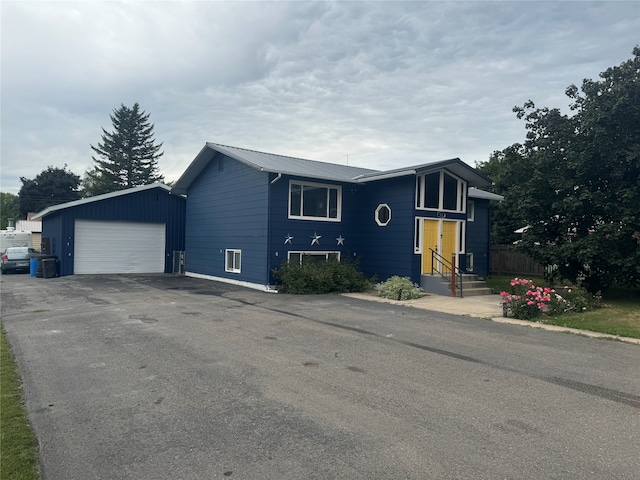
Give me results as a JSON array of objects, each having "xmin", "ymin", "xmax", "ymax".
[
  {"xmin": 336, "ymin": 235, "xmax": 345, "ymax": 246},
  {"xmin": 310, "ymin": 232, "xmax": 321, "ymax": 246},
  {"xmin": 284, "ymin": 234, "xmax": 293, "ymax": 245}
]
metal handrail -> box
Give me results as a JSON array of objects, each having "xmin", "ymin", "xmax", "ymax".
[{"xmin": 429, "ymin": 248, "xmax": 463, "ymax": 297}]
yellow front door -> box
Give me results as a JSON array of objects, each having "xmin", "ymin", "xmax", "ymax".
[
  {"xmin": 421, "ymin": 219, "xmax": 459, "ymax": 274},
  {"xmin": 422, "ymin": 220, "xmax": 439, "ymax": 274},
  {"xmin": 441, "ymin": 220, "xmax": 458, "ymax": 268}
]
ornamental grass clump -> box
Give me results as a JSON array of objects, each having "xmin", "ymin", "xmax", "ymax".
[{"xmin": 377, "ymin": 276, "xmax": 423, "ymax": 300}]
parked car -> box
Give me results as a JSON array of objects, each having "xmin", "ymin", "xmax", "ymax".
[{"xmin": 1, "ymin": 247, "xmax": 38, "ymax": 274}]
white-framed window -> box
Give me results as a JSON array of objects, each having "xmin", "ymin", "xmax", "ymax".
[
  {"xmin": 288, "ymin": 180, "xmax": 342, "ymax": 221},
  {"xmin": 414, "ymin": 217, "xmax": 423, "ymax": 253},
  {"xmin": 467, "ymin": 200, "xmax": 475, "ymax": 221},
  {"xmin": 288, "ymin": 251, "xmax": 340, "ymax": 264},
  {"xmin": 467, "ymin": 252, "xmax": 474, "ymax": 272},
  {"xmin": 415, "ymin": 171, "xmax": 467, "ymax": 212},
  {"xmin": 225, "ymin": 249, "xmax": 241, "ymax": 273},
  {"xmin": 375, "ymin": 203, "xmax": 391, "ymax": 226}
]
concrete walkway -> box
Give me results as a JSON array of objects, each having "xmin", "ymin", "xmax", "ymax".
[{"xmin": 343, "ymin": 292, "xmax": 640, "ymax": 345}]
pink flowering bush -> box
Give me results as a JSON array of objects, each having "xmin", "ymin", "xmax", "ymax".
[{"xmin": 501, "ymin": 278, "xmax": 568, "ymax": 320}]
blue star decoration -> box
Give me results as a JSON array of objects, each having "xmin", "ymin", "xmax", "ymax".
[
  {"xmin": 336, "ymin": 235, "xmax": 345, "ymax": 246},
  {"xmin": 310, "ymin": 232, "xmax": 321, "ymax": 246},
  {"xmin": 284, "ymin": 234, "xmax": 293, "ymax": 245}
]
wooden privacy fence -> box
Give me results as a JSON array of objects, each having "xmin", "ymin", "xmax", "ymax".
[{"xmin": 490, "ymin": 245, "xmax": 545, "ymax": 277}]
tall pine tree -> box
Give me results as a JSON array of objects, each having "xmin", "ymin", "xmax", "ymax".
[{"xmin": 86, "ymin": 103, "xmax": 164, "ymax": 196}]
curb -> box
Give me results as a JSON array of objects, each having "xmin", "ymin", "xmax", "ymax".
[
  {"xmin": 342, "ymin": 293, "xmax": 640, "ymax": 346},
  {"xmin": 489, "ymin": 316, "xmax": 640, "ymax": 345}
]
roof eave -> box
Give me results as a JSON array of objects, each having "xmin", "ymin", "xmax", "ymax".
[
  {"xmin": 354, "ymin": 169, "xmax": 416, "ymax": 183},
  {"xmin": 171, "ymin": 144, "xmax": 216, "ymax": 195}
]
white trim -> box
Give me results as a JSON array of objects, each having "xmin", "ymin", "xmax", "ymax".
[
  {"xmin": 467, "ymin": 252, "xmax": 474, "ymax": 272},
  {"xmin": 225, "ymin": 249, "xmax": 241, "ymax": 273},
  {"xmin": 288, "ymin": 180, "xmax": 342, "ymax": 222},
  {"xmin": 414, "ymin": 217, "xmax": 423, "ymax": 253},
  {"xmin": 375, "ymin": 203, "xmax": 392, "ymax": 226},
  {"xmin": 467, "ymin": 200, "xmax": 475, "ymax": 221},
  {"xmin": 468, "ymin": 187, "xmax": 504, "ymax": 201},
  {"xmin": 415, "ymin": 217, "xmax": 465, "ymax": 268},
  {"xmin": 287, "ymin": 251, "xmax": 341, "ymax": 263},
  {"xmin": 185, "ymin": 271, "xmax": 278, "ymax": 293},
  {"xmin": 415, "ymin": 170, "xmax": 467, "ymax": 213},
  {"xmin": 354, "ymin": 169, "xmax": 416, "ymax": 182}
]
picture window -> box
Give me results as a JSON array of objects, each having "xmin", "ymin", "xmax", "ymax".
[{"xmin": 289, "ymin": 181, "xmax": 341, "ymax": 221}]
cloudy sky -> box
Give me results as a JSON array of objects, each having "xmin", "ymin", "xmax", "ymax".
[{"xmin": 1, "ymin": 1, "xmax": 638, "ymax": 195}]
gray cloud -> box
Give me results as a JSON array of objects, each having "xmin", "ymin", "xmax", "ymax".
[{"xmin": 2, "ymin": 1, "xmax": 638, "ymax": 194}]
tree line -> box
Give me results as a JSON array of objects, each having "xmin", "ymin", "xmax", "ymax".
[
  {"xmin": 2, "ymin": 102, "xmax": 164, "ymax": 224},
  {"xmin": 476, "ymin": 47, "xmax": 639, "ymax": 291},
  {"xmin": 2, "ymin": 48, "xmax": 638, "ymax": 291}
]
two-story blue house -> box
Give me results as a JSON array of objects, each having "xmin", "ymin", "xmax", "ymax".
[{"xmin": 172, "ymin": 143, "xmax": 502, "ymax": 293}]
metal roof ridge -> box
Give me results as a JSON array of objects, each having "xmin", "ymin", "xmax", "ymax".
[{"xmin": 206, "ymin": 142, "xmax": 381, "ymax": 173}]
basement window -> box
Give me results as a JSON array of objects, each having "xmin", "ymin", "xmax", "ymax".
[
  {"xmin": 288, "ymin": 251, "xmax": 340, "ymax": 264},
  {"xmin": 225, "ymin": 249, "xmax": 241, "ymax": 273}
]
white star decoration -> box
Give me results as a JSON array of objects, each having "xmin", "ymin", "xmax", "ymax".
[
  {"xmin": 284, "ymin": 234, "xmax": 293, "ymax": 245},
  {"xmin": 310, "ymin": 232, "xmax": 321, "ymax": 246},
  {"xmin": 336, "ymin": 235, "xmax": 345, "ymax": 246}
]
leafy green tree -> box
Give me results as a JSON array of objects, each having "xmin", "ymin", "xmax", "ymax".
[
  {"xmin": 18, "ymin": 166, "xmax": 81, "ymax": 217},
  {"xmin": 0, "ymin": 192, "xmax": 20, "ymax": 229},
  {"xmin": 484, "ymin": 47, "xmax": 640, "ymax": 291},
  {"xmin": 86, "ymin": 102, "xmax": 164, "ymax": 196},
  {"xmin": 476, "ymin": 144, "xmax": 530, "ymax": 245}
]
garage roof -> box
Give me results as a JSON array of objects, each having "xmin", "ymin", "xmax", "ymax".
[{"xmin": 31, "ymin": 183, "xmax": 174, "ymax": 220}]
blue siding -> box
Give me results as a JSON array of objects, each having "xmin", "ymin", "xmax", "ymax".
[
  {"xmin": 185, "ymin": 154, "xmax": 270, "ymax": 285},
  {"xmin": 177, "ymin": 151, "xmax": 495, "ymax": 289},
  {"xmin": 465, "ymin": 198, "xmax": 491, "ymax": 277},
  {"xmin": 41, "ymin": 187, "xmax": 186, "ymax": 276},
  {"xmin": 264, "ymin": 173, "xmax": 490, "ymax": 286},
  {"xmin": 358, "ymin": 176, "xmax": 418, "ymax": 283},
  {"xmin": 267, "ymin": 175, "xmax": 362, "ymax": 282}
]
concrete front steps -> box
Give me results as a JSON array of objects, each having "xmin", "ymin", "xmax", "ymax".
[{"xmin": 420, "ymin": 273, "xmax": 493, "ymax": 297}]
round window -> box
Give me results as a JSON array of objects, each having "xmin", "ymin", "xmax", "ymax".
[{"xmin": 375, "ymin": 204, "xmax": 391, "ymax": 226}]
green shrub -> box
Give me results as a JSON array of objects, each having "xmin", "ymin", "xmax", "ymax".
[
  {"xmin": 556, "ymin": 284, "xmax": 602, "ymax": 313},
  {"xmin": 377, "ymin": 276, "xmax": 422, "ymax": 300},
  {"xmin": 272, "ymin": 258, "xmax": 371, "ymax": 294}
]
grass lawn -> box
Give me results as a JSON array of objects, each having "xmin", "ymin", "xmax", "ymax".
[
  {"xmin": 541, "ymin": 299, "xmax": 640, "ymax": 339},
  {"xmin": 486, "ymin": 276, "xmax": 640, "ymax": 339},
  {"xmin": 1, "ymin": 323, "xmax": 40, "ymax": 480}
]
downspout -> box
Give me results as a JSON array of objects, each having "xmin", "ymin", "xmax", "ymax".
[
  {"xmin": 266, "ymin": 173, "xmax": 282, "ymax": 291},
  {"xmin": 270, "ymin": 173, "xmax": 282, "ymax": 184}
]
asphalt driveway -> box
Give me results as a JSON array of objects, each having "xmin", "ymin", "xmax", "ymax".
[{"xmin": 1, "ymin": 274, "xmax": 639, "ymax": 479}]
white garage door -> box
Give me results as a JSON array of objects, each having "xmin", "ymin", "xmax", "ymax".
[{"xmin": 74, "ymin": 220, "xmax": 166, "ymax": 274}]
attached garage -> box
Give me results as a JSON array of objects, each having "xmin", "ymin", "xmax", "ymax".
[
  {"xmin": 74, "ymin": 220, "xmax": 166, "ymax": 274},
  {"xmin": 32, "ymin": 183, "xmax": 186, "ymax": 276}
]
